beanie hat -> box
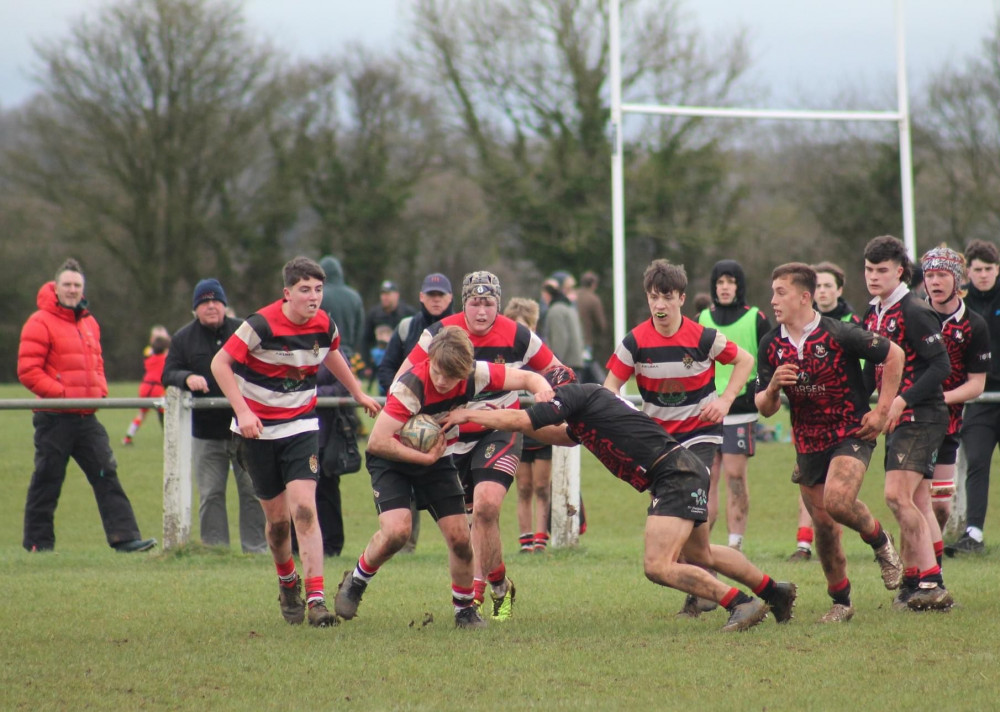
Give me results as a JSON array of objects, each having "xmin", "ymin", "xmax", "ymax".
[
  {"xmin": 462, "ymin": 271, "xmax": 501, "ymax": 305},
  {"xmin": 192, "ymin": 278, "xmax": 227, "ymax": 309},
  {"xmin": 920, "ymin": 247, "xmax": 966, "ymax": 290}
]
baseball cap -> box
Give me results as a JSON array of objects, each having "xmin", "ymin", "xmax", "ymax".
[
  {"xmin": 420, "ymin": 273, "xmax": 452, "ymax": 294},
  {"xmin": 380, "ymin": 280, "xmax": 399, "ymax": 293}
]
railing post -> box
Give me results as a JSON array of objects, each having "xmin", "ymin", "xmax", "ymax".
[
  {"xmin": 945, "ymin": 441, "xmax": 968, "ymax": 540},
  {"xmin": 162, "ymin": 386, "xmax": 193, "ymax": 550},
  {"xmin": 549, "ymin": 445, "xmax": 581, "ymax": 548}
]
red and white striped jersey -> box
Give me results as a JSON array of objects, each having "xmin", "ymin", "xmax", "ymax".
[{"xmin": 222, "ymin": 299, "xmax": 340, "ymax": 440}]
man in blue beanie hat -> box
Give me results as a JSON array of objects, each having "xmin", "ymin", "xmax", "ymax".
[{"xmin": 163, "ymin": 278, "xmax": 267, "ymax": 553}]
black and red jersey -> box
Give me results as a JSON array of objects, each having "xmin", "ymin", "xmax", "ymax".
[
  {"xmin": 525, "ymin": 383, "xmax": 677, "ymax": 492},
  {"xmin": 756, "ymin": 315, "xmax": 891, "ymax": 453},
  {"xmin": 935, "ymin": 300, "xmax": 991, "ymax": 434},
  {"xmin": 863, "ymin": 287, "xmax": 950, "ymax": 423}
]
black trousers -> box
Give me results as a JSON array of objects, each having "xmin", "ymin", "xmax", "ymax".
[
  {"xmin": 24, "ymin": 412, "xmax": 142, "ymax": 551},
  {"xmin": 960, "ymin": 403, "xmax": 1000, "ymax": 532}
]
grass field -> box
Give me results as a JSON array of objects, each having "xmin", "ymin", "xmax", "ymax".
[{"xmin": 2, "ymin": 382, "xmax": 1000, "ymax": 711}]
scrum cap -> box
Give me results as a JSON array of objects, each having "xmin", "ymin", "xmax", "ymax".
[{"xmin": 462, "ymin": 271, "xmax": 501, "ymax": 305}]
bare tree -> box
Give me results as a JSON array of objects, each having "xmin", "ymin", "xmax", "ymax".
[
  {"xmin": 411, "ymin": 0, "xmax": 751, "ymax": 304},
  {"xmin": 922, "ymin": 16, "xmax": 1000, "ymax": 247},
  {"xmin": 294, "ymin": 52, "xmax": 442, "ymax": 302},
  {"xmin": 1, "ymin": 0, "xmax": 298, "ymax": 349}
]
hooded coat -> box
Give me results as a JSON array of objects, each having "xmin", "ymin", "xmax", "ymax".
[
  {"xmin": 18, "ymin": 282, "xmax": 108, "ymax": 413},
  {"xmin": 698, "ymin": 260, "xmax": 770, "ymax": 416},
  {"xmin": 319, "ymin": 256, "xmax": 365, "ymax": 358}
]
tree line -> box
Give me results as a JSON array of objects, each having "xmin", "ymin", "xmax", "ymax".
[{"xmin": 1, "ymin": 0, "xmax": 998, "ymax": 380}]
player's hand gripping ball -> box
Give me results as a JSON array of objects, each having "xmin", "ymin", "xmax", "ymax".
[{"xmin": 399, "ymin": 414, "xmax": 443, "ymax": 453}]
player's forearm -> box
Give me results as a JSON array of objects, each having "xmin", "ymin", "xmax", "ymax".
[
  {"xmin": 461, "ymin": 408, "xmax": 531, "ymax": 433},
  {"xmin": 755, "ymin": 387, "xmax": 781, "ymax": 418}
]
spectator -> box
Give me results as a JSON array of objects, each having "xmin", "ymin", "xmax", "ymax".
[
  {"xmin": 17, "ymin": 258, "xmax": 156, "ymax": 553},
  {"xmin": 122, "ymin": 324, "xmax": 170, "ymax": 445},
  {"xmin": 377, "ymin": 273, "xmax": 455, "ymax": 395},
  {"xmin": 363, "ymin": 279, "xmax": 417, "ymax": 389},
  {"xmin": 575, "ymin": 271, "xmax": 608, "ymax": 381},
  {"xmin": 161, "ymin": 278, "xmax": 266, "ymax": 553},
  {"xmin": 540, "ymin": 280, "xmax": 584, "ymax": 374},
  {"xmin": 318, "ymin": 256, "xmax": 365, "ymax": 362}
]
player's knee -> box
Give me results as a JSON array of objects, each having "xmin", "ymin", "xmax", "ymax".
[
  {"xmin": 293, "ymin": 504, "xmax": 315, "ymax": 529},
  {"xmin": 533, "ymin": 483, "xmax": 549, "ymax": 501},
  {"xmin": 450, "ymin": 536, "xmax": 474, "ymax": 564},
  {"xmin": 472, "ymin": 499, "xmax": 501, "ymax": 524},
  {"xmin": 268, "ymin": 519, "xmax": 291, "ymax": 541},
  {"xmin": 382, "ymin": 525, "xmax": 411, "ymax": 552}
]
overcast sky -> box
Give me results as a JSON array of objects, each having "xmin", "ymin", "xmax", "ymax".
[{"xmin": 0, "ymin": 0, "xmax": 996, "ymax": 110}]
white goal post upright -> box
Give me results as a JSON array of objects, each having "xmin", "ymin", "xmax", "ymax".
[{"xmin": 608, "ymin": 0, "xmax": 917, "ymax": 349}]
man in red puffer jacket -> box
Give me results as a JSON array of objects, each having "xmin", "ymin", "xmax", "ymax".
[{"xmin": 17, "ymin": 257, "xmax": 156, "ymax": 553}]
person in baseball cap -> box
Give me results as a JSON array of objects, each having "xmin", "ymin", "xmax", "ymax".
[{"xmin": 420, "ymin": 273, "xmax": 452, "ymax": 295}]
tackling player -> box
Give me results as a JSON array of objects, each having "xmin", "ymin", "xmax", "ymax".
[{"xmin": 444, "ymin": 368, "xmax": 798, "ymax": 633}]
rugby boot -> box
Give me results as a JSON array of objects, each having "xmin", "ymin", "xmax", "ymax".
[
  {"xmin": 873, "ymin": 532, "xmax": 902, "ymax": 590},
  {"xmin": 490, "ymin": 578, "xmax": 516, "ymax": 621},
  {"xmin": 766, "ymin": 582, "xmax": 798, "ymax": 623},
  {"xmin": 676, "ymin": 594, "xmax": 702, "ymax": 618},
  {"xmin": 278, "ymin": 576, "xmax": 305, "ymax": 624},
  {"xmin": 455, "ymin": 606, "xmax": 488, "ymax": 629},
  {"xmin": 944, "ymin": 533, "xmax": 984, "ymax": 557},
  {"xmin": 334, "ymin": 569, "xmax": 368, "ymax": 620},
  {"xmin": 720, "ymin": 598, "xmax": 769, "ymax": 632},
  {"xmin": 819, "ymin": 603, "xmax": 855, "ymax": 623},
  {"xmin": 787, "ymin": 547, "xmax": 812, "ymax": 562},
  {"xmin": 891, "ymin": 581, "xmax": 918, "ymax": 611},
  {"xmin": 307, "ymin": 599, "xmax": 338, "ymax": 627},
  {"xmin": 907, "ymin": 582, "xmax": 954, "ymax": 612}
]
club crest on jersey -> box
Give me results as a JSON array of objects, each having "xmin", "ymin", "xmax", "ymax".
[
  {"xmin": 953, "ymin": 330, "xmax": 964, "ymax": 342},
  {"xmin": 887, "ymin": 318, "xmax": 898, "ymax": 333},
  {"xmin": 485, "ymin": 443, "xmax": 496, "ymax": 459},
  {"xmin": 313, "ymin": 340, "xmax": 320, "ymax": 356},
  {"xmin": 813, "ymin": 344, "xmax": 828, "ymax": 358},
  {"xmin": 309, "ymin": 454, "xmax": 319, "ymax": 474},
  {"xmin": 682, "ymin": 355, "xmax": 694, "ymax": 369},
  {"xmin": 657, "ymin": 380, "xmax": 685, "ymax": 406},
  {"xmin": 494, "ymin": 356, "xmax": 506, "ymax": 364}
]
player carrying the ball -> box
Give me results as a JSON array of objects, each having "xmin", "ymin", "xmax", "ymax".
[{"xmin": 335, "ymin": 326, "xmax": 553, "ymax": 628}]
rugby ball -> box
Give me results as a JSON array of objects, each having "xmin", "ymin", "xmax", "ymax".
[{"xmin": 399, "ymin": 414, "xmax": 442, "ymax": 453}]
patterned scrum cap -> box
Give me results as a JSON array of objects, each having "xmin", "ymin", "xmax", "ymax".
[
  {"xmin": 920, "ymin": 247, "xmax": 966, "ymax": 287},
  {"xmin": 461, "ymin": 271, "xmax": 501, "ymax": 305}
]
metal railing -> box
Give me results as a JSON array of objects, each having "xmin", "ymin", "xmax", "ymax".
[{"xmin": 6, "ymin": 389, "xmax": 996, "ymax": 547}]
